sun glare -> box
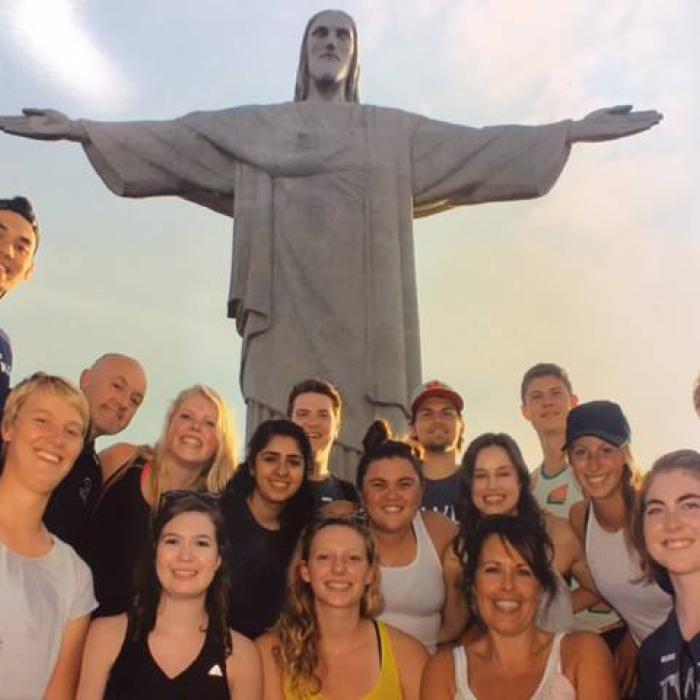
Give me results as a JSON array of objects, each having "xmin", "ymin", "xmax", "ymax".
[{"xmin": 6, "ymin": 0, "xmax": 133, "ymax": 110}]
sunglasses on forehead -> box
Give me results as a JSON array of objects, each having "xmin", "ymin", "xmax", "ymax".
[{"xmin": 158, "ymin": 489, "xmax": 221, "ymax": 510}]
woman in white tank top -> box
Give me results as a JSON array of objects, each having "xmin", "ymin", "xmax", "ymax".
[
  {"xmin": 421, "ymin": 516, "xmax": 617, "ymax": 699},
  {"xmin": 457, "ymin": 433, "xmax": 601, "ymax": 634},
  {"xmin": 566, "ymin": 401, "xmax": 673, "ymax": 697},
  {"xmin": 356, "ymin": 421, "xmax": 463, "ymax": 651}
]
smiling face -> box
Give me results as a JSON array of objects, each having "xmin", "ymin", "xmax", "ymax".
[
  {"xmin": 361, "ymin": 456, "xmax": 422, "ymax": 533},
  {"xmin": 155, "ymin": 510, "xmax": 221, "ymax": 598},
  {"xmin": 568, "ymin": 435, "xmax": 626, "ymax": 500},
  {"xmin": 80, "ymin": 355, "xmax": 146, "ymax": 439},
  {"xmin": 165, "ymin": 393, "xmax": 219, "ymax": 469},
  {"xmin": 290, "ymin": 391, "xmax": 340, "ymax": 460},
  {"xmin": 471, "ymin": 445, "xmax": 521, "ymax": 516},
  {"xmin": 305, "ymin": 10, "xmax": 355, "ymax": 89},
  {"xmin": 0, "ymin": 210, "xmax": 36, "ymax": 298},
  {"xmin": 474, "ymin": 534, "xmax": 542, "ymax": 636},
  {"xmin": 252, "ymin": 434, "xmax": 306, "ymax": 506},
  {"xmin": 300, "ymin": 524, "xmax": 373, "ymax": 609},
  {"xmin": 1, "ymin": 389, "xmax": 84, "ymax": 495},
  {"xmin": 521, "ymin": 375, "xmax": 577, "ymax": 436},
  {"xmin": 410, "ymin": 396, "xmax": 463, "ymax": 454},
  {"xmin": 643, "ymin": 470, "xmax": 700, "ymax": 578}
]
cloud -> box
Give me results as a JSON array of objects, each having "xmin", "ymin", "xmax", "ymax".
[{"xmin": 3, "ymin": 0, "xmax": 134, "ymax": 111}]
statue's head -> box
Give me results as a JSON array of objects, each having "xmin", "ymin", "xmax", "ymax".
[{"xmin": 294, "ymin": 9, "xmax": 359, "ymax": 103}]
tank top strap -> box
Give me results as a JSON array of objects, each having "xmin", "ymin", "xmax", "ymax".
[
  {"xmin": 364, "ymin": 622, "xmax": 402, "ymax": 700},
  {"xmin": 452, "ymin": 645, "xmax": 474, "ymax": 699},
  {"xmin": 413, "ymin": 511, "xmax": 442, "ymax": 570}
]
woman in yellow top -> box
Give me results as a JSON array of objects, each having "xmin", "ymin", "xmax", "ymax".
[{"xmin": 256, "ymin": 514, "xmax": 428, "ymax": 699}]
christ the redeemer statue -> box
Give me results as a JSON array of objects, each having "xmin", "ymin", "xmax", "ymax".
[{"xmin": 0, "ymin": 10, "xmax": 661, "ymax": 470}]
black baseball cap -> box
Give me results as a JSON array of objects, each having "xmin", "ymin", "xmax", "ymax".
[{"xmin": 563, "ymin": 400, "xmax": 631, "ymax": 450}]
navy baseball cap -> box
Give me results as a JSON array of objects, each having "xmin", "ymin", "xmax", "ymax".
[{"xmin": 563, "ymin": 400, "xmax": 631, "ymax": 450}]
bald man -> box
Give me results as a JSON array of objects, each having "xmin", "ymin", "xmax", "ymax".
[{"xmin": 43, "ymin": 353, "xmax": 147, "ymax": 547}]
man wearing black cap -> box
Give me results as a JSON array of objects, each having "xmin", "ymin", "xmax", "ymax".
[
  {"xmin": 0, "ymin": 196, "xmax": 38, "ymax": 414},
  {"xmin": 409, "ymin": 380, "xmax": 465, "ymax": 521}
]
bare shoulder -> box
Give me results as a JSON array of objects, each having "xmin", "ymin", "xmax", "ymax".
[
  {"xmin": 422, "ymin": 511, "xmax": 458, "ymax": 552},
  {"xmin": 385, "ymin": 624, "xmax": 429, "ymax": 664},
  {"xmin": 254, "ymin": 630, "xmax": 278, "ymax": 657},
  {"xmin": 561, "ymin": 631, "xmax": 612, "ymax": 665},
  {"xmin": 98, "ymin": 442, "xmax": 138, "ymax": 480},
  {"xmin": 547, "ymin": 512, "xmax": 579, "ymax": 548},
  {"xmin": 231, "ymin": 630, "xmax": 260, "ymax": 663},
  {"xmin": 420, "ymin": 646, "xmax": 457, "ymax": 699},
  {"xmin": 569, "ymin": 499, "xmax": 588, "ymax": 541},
  {"xmin": 424, "ymin": 646, "xmax": 455, "ymax": 675}
]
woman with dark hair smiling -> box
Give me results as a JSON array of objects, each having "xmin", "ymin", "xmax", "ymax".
[
  {"xmin": 634, "ymin": 449, "xmax": 700, "ymax": 699},
  {"xmin": 422, "ymin": 516, "xmax": 616, "ymax": 699},
  {"xmin": 76, "ymin": 492, "xmax": 261, "ymax": 699},
  {"xmin": 221, "ymin": 419, "xmax": 314, "ymax": 639},
  {"xmin": 456, "ymin": 432, "xmax": 601, "ymax": 634}
]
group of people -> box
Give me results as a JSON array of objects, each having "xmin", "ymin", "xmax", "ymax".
[{"xmin": 1, "ymin": 196, "xmax": 698, "ymax": 698}]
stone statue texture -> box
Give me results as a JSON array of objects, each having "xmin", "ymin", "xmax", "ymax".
[{"xmin": 0, "ymin": 10, "xmax": 662, "ymax": 472}]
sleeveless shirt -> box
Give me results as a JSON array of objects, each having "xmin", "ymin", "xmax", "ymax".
[
  {"xmin": 378, "ymin": 512, "xmax": 445, "ymax": 652},
  {"xmin": 283, "ymin": 621, "xmax": 401, "ymax": 699},
  {"xmin": 584, "ymin": 504, "xmax": 672, "ymax": 645},
  {"xmin": 452, "ymin": 633, "xmax": 575, "ymax": 699},
  {"xmin": 104, "ymin": 618, "xmax": 230, "ymax": 699}
]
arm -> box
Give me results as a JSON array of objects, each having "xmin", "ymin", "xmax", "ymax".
[
  {"xmin": 0, "ymin": 108, "xmax": 87, "ymax": 142},
  {"xmin": 255, "ymin": 633, "xmax": 286, "ymax": 700},
  {"xmin": 227, "ymin": 631, "xmax": 263, "ymax": 700},
  {"xmin": 438, "ymin": 540, "xmax": 469, "ymax": 643},
  {"xmin": 563, "ymin": 632, "xmax": 618, "ymax": 700},
  {"xmin": 420, "ymin": 648, "xmax": 456, "ymax": 700},
  {"xmin": 98, "ymin": 442, "xmax": 153, "ymax": 482},
  {"xmin": 44, "ymin": 614, "xmax": 91, "ymax": 700},
  {"xmin": 75, "ymin": 615, "xmax": 127, "ymax": 700},
  {"xmin": 614, "ymin": 629, "xmax": 639, "ymax": 698},
  {"xmin": 568, "ymin": 105, "xmax": 662, "ymax": 143},
  {"xmin": 388, "ymin": 626, "xmax": 429, "ymax": 700}
]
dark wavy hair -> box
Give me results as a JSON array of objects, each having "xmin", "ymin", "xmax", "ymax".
[
  {"xmin": 130, "ymin": 491, "xmax": 232, "ymax": 656},
  {"xmin": 226, "ymin": 419, "xmax": 314, "ymax": 533},
  {"xmin": 456, "ymin": 433, "xmax": 547, "ymax": 561},
  {"xmin": 463, "ymin": 515, "xmax": 557, "ymax": 632},
  {"xmin": 355, "ymin": 419, "xmax": 424, "ymax": 492}
]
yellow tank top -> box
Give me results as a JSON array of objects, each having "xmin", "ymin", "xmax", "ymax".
[{"xmin": 283, "ymin": 621, "xmax": 402, "ymax": 699}]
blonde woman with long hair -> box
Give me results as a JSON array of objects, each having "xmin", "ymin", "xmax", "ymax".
[
  {"xmin": 80, "ymin": 384, "xmax": 237, "ymax": 616},
  {"xmin": 567, "ymin": 401, "xmax": 672, "ymax": 697},
  {"xmin": 256, "ymin": 514, "xmax": 427, "ymax": 699}
]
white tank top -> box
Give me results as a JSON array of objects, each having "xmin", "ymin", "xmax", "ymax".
[
  {"xmin": 452, "ymin": 633, "xmax": 575, "ymax": 699},
  {"xmin": 536, "ymin": 569, "xmax": 574, "ymax": 633},
  {"xmin": 585, "ymin": 505, "xmax": 672, "ymax": 645},
  {"xmin": 378, "ymin": 512, "xmax": 444, "ymax": 652}
]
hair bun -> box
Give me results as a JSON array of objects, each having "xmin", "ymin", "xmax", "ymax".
[{"xmin": 362, "ymin": 419, "xmax": 393, "ymax": 452}]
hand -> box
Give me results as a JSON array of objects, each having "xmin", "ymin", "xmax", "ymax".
[
  {"xmin": 569, "ymin": 105, "xmax": 662, "ymax": 143},
  {"xmin": 0, "ymin": 108, "xmax": 86, "ymax": 142},
  {"xmin": 613, "ymin": 631, "xmax": 638, "ymax": 698}
]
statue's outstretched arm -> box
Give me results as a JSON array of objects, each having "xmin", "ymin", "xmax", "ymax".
[
  {"xmin": 568, "ymin": 105, "xmax": 662, "ymax": 144},
  {"xmin": 0, "ymin": 108, "xmax": 88, "ymax": 143}
]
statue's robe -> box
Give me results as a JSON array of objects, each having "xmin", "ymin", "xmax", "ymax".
[{"xmin": 82, "ymin": 102, "xmax": 570, "ymax": 473}]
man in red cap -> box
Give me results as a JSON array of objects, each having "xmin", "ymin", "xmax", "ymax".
[{"xmin": 409, "ymin": 379, "xmax": 464, "ymax": 521}]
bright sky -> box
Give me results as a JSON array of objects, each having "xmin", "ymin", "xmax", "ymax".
[{"xmin": 1, "ymin": 0, "xmax": 698, "ymax": 468}]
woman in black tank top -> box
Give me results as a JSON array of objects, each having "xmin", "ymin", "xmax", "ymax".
[{"xmin": 76, "ymin": 492, "xmax": 262, "ymax": 699}]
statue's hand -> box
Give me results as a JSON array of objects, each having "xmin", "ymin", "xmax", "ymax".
[
  {"xmin": 0, "ymin": 108, "xmax": 87, "ymax": 142},
  {"xmin": 569, "ymin": 105, "xmax": 662, "ymax": 143}
]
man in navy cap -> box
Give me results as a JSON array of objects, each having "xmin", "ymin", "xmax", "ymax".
[
  {"xmin": 0, "ymin": 196, "xmax": 38, "ymax": 414},
  {"xmin": 409, "ymin": 379, "xmax": 465, "ymax": 521}
]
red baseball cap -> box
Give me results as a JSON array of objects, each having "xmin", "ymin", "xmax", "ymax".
[{"xmin": 410, "ymin": 380, "xmax": 464, "ymax": 418}]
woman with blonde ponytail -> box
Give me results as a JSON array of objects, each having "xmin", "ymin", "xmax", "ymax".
[
  {"xmin": 256, "ymin": 514, "xmax": 427, "ymax": 699},
  {"xmin": 80, "ymin": 385, "xmax": 237, "ymax": 617}
]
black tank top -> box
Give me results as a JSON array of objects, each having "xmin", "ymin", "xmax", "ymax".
[{"xmin": 104, "ymin": 618, "xmax": 230, "ymax": 699}]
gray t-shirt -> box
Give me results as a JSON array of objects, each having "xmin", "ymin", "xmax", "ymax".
[{"xmin": 0, "ymin": 536, "xmax": 97, "ymax": 699}]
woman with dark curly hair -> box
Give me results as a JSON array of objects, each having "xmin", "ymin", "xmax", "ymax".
[
  {"xmin": 422, "ymin": 516, "xmax": 616, "ymax": 699},
  {"xmin": 221, "ymin": 419, "xmax": 315, "ymax": 639},
  {"xmin": 77, "ymin": 491, "xmax": 261, "ymax": 699},
  {"xmin": 457, "ymin": 432, "xmax": 600, "ymax": 634},
  {"xmin": 256, "ymin": 514, "xmax": 427, "ymax": 699}
]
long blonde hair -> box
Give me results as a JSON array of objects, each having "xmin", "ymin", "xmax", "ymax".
[
  {"xmin": 273, "ymin": 516, "xmax": 383, "ymax": 698},
  {"xmin": 149, "ymin": 385, "xmax": 237, "ymax": 506}
]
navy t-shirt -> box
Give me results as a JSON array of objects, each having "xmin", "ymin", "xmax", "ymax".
[
  {"xmin": 0, "ymin": 327, "xmax": 12, "ymax": 416},
  {"xmin": 420, "ymin": 470, "xmax": 462, "ymax": 522},
  {"xmin": 637, "ymin": 609, "xmax": 700, "ymax": 700}
]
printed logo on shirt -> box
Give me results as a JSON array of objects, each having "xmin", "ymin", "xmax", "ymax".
[
  {"xmin": 661, "ymin": 653, "xmax": 677, "ymax": 663},
  {"xmin": 208, "ymin": 664, "xmax": 223, "ymax": 677},
  {"xmin": 78, "ymin": 477, "xmax": 94, "ymax": 506},
  {"xmin": 546, "ymin": 483, "xmax": 568, "ymax": 506}
]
